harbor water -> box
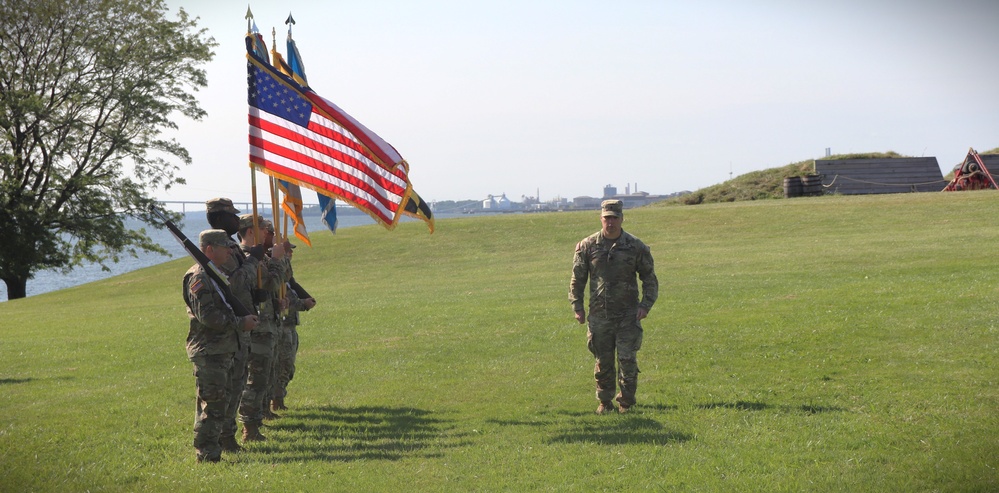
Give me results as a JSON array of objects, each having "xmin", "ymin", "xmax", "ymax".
[{"xmin": 1, "ymin": 210, "xmax": 393, "ymax": 300}]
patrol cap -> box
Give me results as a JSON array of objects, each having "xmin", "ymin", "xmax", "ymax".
[
  {"xmin": 262, "ymin": 219, "xmax": 274, "ymax": 233},
  {"xmin": 199, "ymin": 229, "xmax": 230, "ymax": 247},
  {"xmin": 601, "ymin": 200, "xmax": 623, "ymax": 218},
  {"xmin": 238, "ymin": 213, "xmax": 263, "ymax": 231},
  {"xmin": 205, "ymin": 198, "xmax": 240, "ymax": 215}
]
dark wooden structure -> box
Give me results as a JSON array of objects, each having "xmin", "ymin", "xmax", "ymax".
[
  {"xmin": 815, "ymin": 157, "xmax": 946, "ymax": 195},
  {"xmin": 981, "ymin": 155, "xmax": 999, "ymax": 184}
]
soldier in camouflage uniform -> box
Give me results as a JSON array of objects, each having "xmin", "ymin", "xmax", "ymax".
[
  {"xmin": 236, "ymin": 214, "xmax": 288, "ymax": 441},
  {"xmin": 271, "ymin": 243, "xmax": 316, "ymax": 412},
  {"xmin": 569, "ymin": 200, "xmax": 658, "ymax": 414},
  {"xmin": 260, "ymin": 220, "xmax": 284, "ymax": 421},
  {"xmin": 183, "ymin": 229, "xmax": 258, "ymax": 462},
  {"xmin": 205, "ymin": 198, "xmax": 253, "ymax": 452}
]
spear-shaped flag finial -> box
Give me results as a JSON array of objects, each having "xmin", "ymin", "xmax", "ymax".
[
  {"xmin": 286, "ymin": 12, "xmax": 296, "ymax": 36},
  {"xmin": 245, "ymin": 6, "xmax": 253, "ymax": 32}
]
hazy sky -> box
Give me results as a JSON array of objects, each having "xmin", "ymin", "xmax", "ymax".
[{"xmin": 160, "ymin": 0, "xmax": 999, "ymax": 205}]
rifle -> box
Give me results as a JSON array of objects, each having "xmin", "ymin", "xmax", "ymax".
[
  {"xmin": 149, "ymin": 205, "xmax": 253, "ymax": 317},
  {"xmin": 288, "ymin": 277, "xmax": 311, "ymax": 300}
]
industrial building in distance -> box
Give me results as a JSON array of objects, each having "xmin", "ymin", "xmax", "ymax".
[{"xmin": 480, "ymin": 183, "xmax": 684, "ymax": 212}]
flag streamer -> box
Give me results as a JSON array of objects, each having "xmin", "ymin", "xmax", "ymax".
[{"xmin": 277, "ymin": 179, "xmax": 311, "ymax": 245}]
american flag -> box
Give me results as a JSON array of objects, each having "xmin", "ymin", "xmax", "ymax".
[{"xmin": 246, "ymin": 35, "xmax": 415, "ymax": 229}]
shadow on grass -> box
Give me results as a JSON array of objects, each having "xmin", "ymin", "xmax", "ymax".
[
  {"xmin": 639, "ymin": 401, "xmax": 680, "ymax": 412},
  {"xmin": 241, "ymin": 405, "xmax": 470, "ymax": 463},
  {"xmin": 0, "ymin": 378, "xmax": 34, "ymax": 385},
  {"xmin": 487, "ymin": 405, "xmax": 691, "ymax": 446},
  {"xmin": 697, "ymin": 401, "xmax": 847, "ymax": 414},
  {"xmin": 547, "ymin": 416, "xmax": 693, "ymax": 445},
  {"xmin": 0, "ymin": 376, "xmax": 72, "ymax": 385},
  {"xmin": 797, "ymin": 404, "xmax": 847, "ymax": 414},
  {"xmin": 697, "ymin": 401, "xmax": 771, "ymax": 411}
]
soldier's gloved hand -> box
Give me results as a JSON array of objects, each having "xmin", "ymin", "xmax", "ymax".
[
  {"xmin": 303, "ymin": 298, "xmax": 317, "ymax": 311},
  {"xmin": 248, "ymin": 245, "xmax": 266, "ymax": 260},
  {"xmin": 252, "ymin": 288, "xmax": 269, "ymax": 303}
]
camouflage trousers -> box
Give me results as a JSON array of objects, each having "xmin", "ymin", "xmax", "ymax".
[
  {"xmin": 221, "ymin": 341, "xmax": 249, "ymax": 439},
  {"xmin": 238, "ymin": 331, "xmax": 276, "ymax": 426},
  {"xmin": 586, "ymin": 312, "xmax": 643, "ymax": 406},
  {"xmin": 262, "ymin": 327, "xmax": 282, "ymax": 409},
  {"xmin": 191, "ymin": 353, "xmax": 234, "ymax": 461},
  {"xmin": 271, "ymin": 324, "xmax": 299, "ymax": 400}
]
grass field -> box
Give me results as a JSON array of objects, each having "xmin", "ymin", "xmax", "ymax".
[{"xmin": 1, "ymin": 191, "xmax": 996, "ymax": 492}]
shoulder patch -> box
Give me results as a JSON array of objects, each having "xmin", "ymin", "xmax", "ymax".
[{"xmin": 190, "ymin": 278, "xmax": 204, "ymax": 295}]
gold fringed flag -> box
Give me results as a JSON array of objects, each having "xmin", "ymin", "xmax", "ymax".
[
  {"xmin": 277, "ymin": 179, "xmax": 311, "ymax": 245},
  {"xmin": 246, "ymin": 33, "xmax": 434, "ymax": 233},
  {"xmin": 403, "ymin": 191, "xmax": 434, "ymax": 226}
]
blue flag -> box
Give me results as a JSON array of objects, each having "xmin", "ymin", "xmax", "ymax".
[{"xmin": 317, "ymin": 194, "xmax": 338, "ymax": 234}]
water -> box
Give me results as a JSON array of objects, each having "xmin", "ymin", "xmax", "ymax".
[{"xmin": 0, "ymin": 209, "xmax": 447, "ymax": 300}]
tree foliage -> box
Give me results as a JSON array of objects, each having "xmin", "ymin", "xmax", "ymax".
[{"xmin": 0, "ymin": 0, "xmax": 216, "ymax": 299}]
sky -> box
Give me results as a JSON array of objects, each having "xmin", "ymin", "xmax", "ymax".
[{"xmin": 159, "ymin": 0, "xmax": 999, "ymax": 206}]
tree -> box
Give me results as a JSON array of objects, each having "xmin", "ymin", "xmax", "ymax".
[{"xmin": 0, "ymin": 0, "xmax": 216, "ymax": 300}]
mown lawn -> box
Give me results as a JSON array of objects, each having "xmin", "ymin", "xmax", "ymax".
[{"xmin": 0, "ymin": 191, "xmax": 996, "ymax": 492}]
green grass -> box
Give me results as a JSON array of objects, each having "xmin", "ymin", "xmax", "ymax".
[{"xmin": 1, "ymin": 191, "xmax": 997, "ymax": 492}]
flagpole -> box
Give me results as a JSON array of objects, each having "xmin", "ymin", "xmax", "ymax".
[
  {"xmin": 266, "ymin": 27, "xmax": 286, "ymax": 251},
  {"xmin": 246, "ymin": 9, "xmax": 264, "ymax": 297},
  {"xmin": 269, "ymin": 175, "xmax": 287, "ymax": 313},
  {"xmin": 269, "ymin": 176, "xmax": 281, "ymax": 244},
  {"xmin": 250, "ymin": 168, "xmax": 264, "ymax": 311},
  {"xmin": 251, "ymin": 168, "xmax": 260, "ymax": 243},
  {"xmin": 283, "ymin": 206, "xmax": 289, "ymax": 239}
]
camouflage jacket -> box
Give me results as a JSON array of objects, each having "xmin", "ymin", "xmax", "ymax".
[
  {"xmin": 569, "ymin": 230, "xmax": 658, "ymax": 317},
  {"xmin": 222, "ymin": 246, "xmax": 257, "ymax": 346},
  {"xmin": 183, "ymin": 264, "xmax": 240, "ymax": 358},
  {"xmin": 280, "ymin": 259, "xmax": 309, "ymax": 327},
  {"xmin": 281, "ymin": 280, "xmax": 305, "ymax": 327},
  {"xmin": 238, "ymin": 244, "xmax": 288, "ymax": 333}
]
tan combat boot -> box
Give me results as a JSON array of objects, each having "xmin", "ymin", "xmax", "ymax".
[
  {"xmin": 219, "ymin": 435, "xmax": 243, "ymax": 452},
  {"xmin": 271, "ymin": 397, "xmax": 287, "ymax": 411},
  {"xmin": 615, "ymin": 394, "xmax": 634, "ymax": 414},
  {"xmin": 242, "ymin": 423, "xmax": 267, "ymax": 442},
  {"xmin": 596, "ymin": 401, "xmax": 616, "ymax": 415}
]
